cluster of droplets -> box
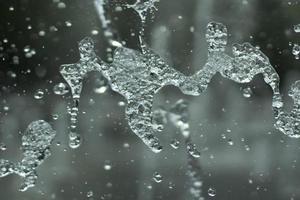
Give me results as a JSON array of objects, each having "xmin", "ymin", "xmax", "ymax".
[
  {"xmin": 152, "ymin": 100, "xmax": 204, "ymax": 199},
  {"xmin": 0, "ymin": 120, "xmax": 56, "ymax": 191}
]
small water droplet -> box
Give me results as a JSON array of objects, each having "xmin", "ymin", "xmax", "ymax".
[
  {"xmin": 34, "ymin": 89, "xmax": 44, "ymax": 99},
  {"xmin": 153, "ymin": 172, "xmax": 163, "ymax": 183},
  {"xmin": 57, "ymin": 2, "xmax": 66, "ymax": 9},
  {"xmin": 0, "ymin": 143, "xmax": 7, "ymax": 151},
  {"xmin": 187, "ymin": 143, "xmax": 201, "ymax": 158},
  {"xmin": 53, "ymin": 82, "xmax": 69, "ymax": 95},
  {"xmin": 227, "ymin": 139, "xmax": 234, "ymax": 146},
  {"xmin": 170, "ymin": 139, "xmax": 180, "ymax": 149},
  {"xmin": 242, "ymin": 87, "xmax": 252, "ymax": 98},
  {"xmin": 294, "ymin": 24, "xmax": 300, "ymax": 33},
  {"xmin": 208, "ymin": 187, "xmax": 216, "ymax": 197},
  {"xmin": 87, "ymin": 190, "xmax": 93, "ymax": 197},
  {"xmin": 104, "ymin": 161, "xmax": 112, "ymax": 171}
]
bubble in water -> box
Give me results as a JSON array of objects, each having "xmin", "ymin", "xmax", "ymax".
[
  {"xmin": 34, "ymin": 89, "xmax": 44, "ymax": 99},
  {"xmin": 53, "ymin": 82, "xmax": 69, "ymax": 95},
  {"xmin": 208, "ymin": 187, "xmax": 216, "ymax": 197},
  {"xmin": 170, "ymin": 139, "xmax": 180, "ymax": 149},
  {"xmin": 242, "ymin": 87, "xmax": 252, "ymax": 98},
  {"xmin": 153, "ymin": 172, "xmax": 163, "ymax": 183}
]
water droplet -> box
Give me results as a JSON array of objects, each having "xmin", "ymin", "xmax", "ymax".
[
  {"xmin": 294, "ymin": 24, "xmax": 300, "ymax": 33},
  {"xmin": 187, "ymin": 143, "xmax": 201, "ymax": 158},
  {"xmin": 118, "ymin": 101, "xmax": 125, "ymax": 107},
  {"xmin": 34, "ymin": 89, "xmax": 44, "ymax": 99},
  {"xmin": 87, "ymin": 190, "xmax": 93, "ymax": 197},
  {"xmin": 170, "ymin": 139, "xmax": 180, "ymax": 149},
  {"xmin": 104, "ymin": 161, "xmax": 112, "ymax": 171},
  {"xmin": 0, "ymin": 143, "xmax": 7, "ymax": 151},
  {"xmin": 53, "ymin": 82, "xmax": 69, "ymax": 95},
  {"xmin": 227, "ymin": 139, "xmax": 234, "ymax": 146},
  {"xmin": 52, "ymin": 114, "xmax": 59, "ymax": 120},
  {"xmin": 153, "ymin": 172, "xmax": 163, "ymax": 183},
  {"xmin": 65, "ymin": 21, "xmax": 72, "ymax": 27},
  {"xmin": 292, "ymin": 43, "xmax": 300, "ymax": 59},
  {"xmin": 208, "ymin": 187, "xmax": 216, "ymax": 197},
  {"xmin": 57, "ymin": 2, "xmax": 66, "ymax": 9},
  {"xmin": 242, "ymin": 87, "xmax": 252, "ymax": 98}
]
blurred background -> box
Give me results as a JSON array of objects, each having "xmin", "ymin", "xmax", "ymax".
[{"xmin": 0, "ymin": 0, "xmax": 300, "ymax": 199}]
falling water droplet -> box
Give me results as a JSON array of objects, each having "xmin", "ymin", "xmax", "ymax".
[
  {"xmin": 294, "ymin": 24, "xmax": 300, "ymax": 33},
  {"xmin": 0, "ymin": 143, "xmax": 7, "ymax": 151},
  {"xmin": 153, "ymin": 172, "xmax": 163, "ymax": 183},
  {"xmin": 187, "ymin": 143, "xmax": 201, "ymax": 158},
  {"xmin": 87, "ymin": 190, "xmax": 94, "ymax": 198},
  {"xmin": 227, "ymin": 139, "xmax": 234, "ymax": 146},
  {"xmin": 208, "ymin": 187, "xmax": 216, "ymax": 197},
  {"xmin": 170, "ymin": 139, "xmax": 180, "ymax": 149},
  {"xmin": 242, "ymin": 87, "xmax": 252, "ymax": 98},
  {"xmin": 104, "ymin": 161, "xmax": 112, "ymax": 171},
  {"xmin": 34, "ymin": 89, "xmax": 44, "ymax": 99},
  {"xmin": 53, "ymin": 82, "xmax": 69, "ymax": 95},
  {"xmin": 292, "ymin": 43, "xmax": 300, "ymax": 59}
]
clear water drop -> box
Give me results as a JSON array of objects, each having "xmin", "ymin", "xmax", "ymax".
[
  {"xmin": 208, "ymin": 187, "xmax": 216, "ymax": 197},
  {"xmin": 53, "ymin": 82, "xmax": 69, "ymax": 95},
  {"xmin": 187, "ymin": 143, "xmax": 201, "ymax": 158},
  {"xmin": 153, "ymin": 172, "xmax": 163, "ymax": 183},
  {"xmin": 0, "ymin": 143, "xmax": 7, "ymax": 151},
  {"xmin": 87, "ymin": 190, "xmax": 94, "ymax": 197},
  {"xmin": 34, "ymin": 89, "xmax": 44, "ymax": 99},
  {"xmin": 294, "ymin": 24, "xmax": 300, "ymax": 33},
  {"xmin": 242, "ymin": 87, "xmax": 252, "ymax": 98},
  {"xmin": 170, "ymin": 139, "xmax": 180, "ymax": 149}
]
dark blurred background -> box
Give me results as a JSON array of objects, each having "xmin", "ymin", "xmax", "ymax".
[{"xmin": 0, "ymin": 0, "xmax": 300, "ymax": 199}]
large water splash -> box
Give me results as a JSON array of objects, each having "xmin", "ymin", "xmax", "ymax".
[
  {"xmin": 0, "ymin": 120, "xmax": 56, "ymax": 191},
  {"xmin": 60, "ymin": 21, "xmax": 300, "ymax": 152}
]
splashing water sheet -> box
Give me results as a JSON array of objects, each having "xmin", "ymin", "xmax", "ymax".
[
  {"xmin": 60, "ymin": 20, "xmax": 299, "ymax": 152},
  {"xmin": 0, "ymin": 120, "xmax": 56, "ymax": 191},
  {"xmin": 2, "ymin": 0, "xmax": 300, "ymax": 197}
]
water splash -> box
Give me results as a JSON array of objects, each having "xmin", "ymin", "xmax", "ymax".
[
  {"xmin": 61, "ymin": 21, "xmax": 300, "ymax": 152},
  {"xmin": 0, "ymin": 120, "xmax": 56, "ymax": 191},
  {"xmin": 60, "ymin": 37, "xmax": 103, "ymax": 149},
  {"xmin": 274, "ymin": 80, "xmax": 300, "ymax": 138},
  {"xmin": 126, "ymin": 0, "xmax": 159, "ymax": 52}
]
